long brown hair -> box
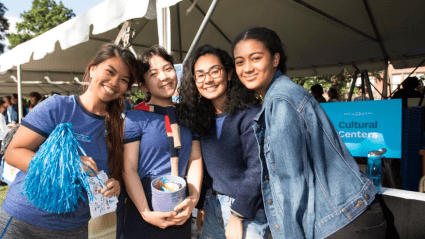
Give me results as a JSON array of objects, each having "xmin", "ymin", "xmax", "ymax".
[{"xmin": 83, "ymin": 43, "xmax": 141, "ymax": 184}]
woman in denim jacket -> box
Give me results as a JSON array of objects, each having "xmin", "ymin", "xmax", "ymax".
[{"xmin": 231, "ymin": 27, "xmax": 386, "ymax": 239}]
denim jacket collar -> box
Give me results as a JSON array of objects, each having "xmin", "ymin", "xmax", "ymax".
[
  {"xmin": 253, "ymin": 70, "xmax": 283, "ymax": 122},
  {"xmin": 265, "ymin": 70, "xmax": 283, "ymax": 98}
]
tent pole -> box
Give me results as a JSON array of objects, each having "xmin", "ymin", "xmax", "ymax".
[
  {"xmin": 348, "ymin": 70, "xmax": 359, "ymax": 101},
  {"xmin": 162, "ymin": 7, "xmax": 171, "ymax": 53},
  {"xmin": 292, "ymin": 0, "xmax": 376, "ymax": 42},
  {"xmin": 382, "ymin": 61, "xmax": 389, "ymax": 99},
  {"xmin": 184, "ymin": 0, "xmax": 220, "ymax": 63},
  {"xmin": 362, "ymin": 69, "xmax": 374, "ymax": 100},
  {"xmin": 363, "ymin": 0, "xmax": 388, "ymax": 59},
  {"xmin": 156, "ymin": 2, "xmax": 171, "ymax": 54},
  {"xmin": 189, "ymin": 0, "xmax": 231, "ymax": 44},
  {"xmin": 176, "ymin": 4, "xmax": 183, "ymax": 62},
  {"xmin": 17, "ymin": 65, "xmax": 23, "ymax": 123},
  {"xmin": 407, "ymin": 58, "xmax": 425, "ymax": 77}
]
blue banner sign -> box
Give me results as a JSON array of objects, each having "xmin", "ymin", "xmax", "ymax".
[{"xmin": 321, "ymin": 99, "xmax": 402, "ymax": 158}]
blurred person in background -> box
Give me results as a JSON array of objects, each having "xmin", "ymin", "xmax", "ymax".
[
  {"xmin": 1, "ymin": 97, "xmax": 8, "ymax": 124},
  {"xmin": 392, "ymin": 76, "xmax": 423, "ymax": 107},
  {"xmin": 3, "ymin": 96, "xmax": 17, "ymax": 127},
  {"xmin": 11, "ymin": 93, "xmax": 28, "ymax": 119},
  {"xmin": 353, "ymin": 88, "xmax": 369, "ymax": 101},
  {"xmin": 28, "ymin": 92, "xmax": 43, "ymax": 112},
  {"xmin": 123, "ymin": 93, "xmax": 134, "ymax": 112},
  {"xmin": 310, "ymin": 84, "xmax": 326, "ymax": 103},
  {"xmin": 327, "ymin": 87, "xmax": 340, "ymax": 102},
  {"xmin": 0, "ymin": 99, "xmax": 8, "ymax": 137}
]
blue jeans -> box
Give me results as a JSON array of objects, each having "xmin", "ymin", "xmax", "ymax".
[{"xmin": 201, "ymin": 189, "xmax": 270, "ymax": 239}]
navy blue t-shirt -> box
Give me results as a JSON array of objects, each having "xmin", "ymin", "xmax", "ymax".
[
  {"xmin": 124, "ymin": 109, "xmax": 194, "ymax": 179},
  {"xmin": 3, "ymin": 95, "xmax": 109, "ymax": 230}
]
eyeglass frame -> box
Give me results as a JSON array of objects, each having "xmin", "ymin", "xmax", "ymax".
[{"xmin": 193, "ymin": 65, "xmax": 224, "ymax": 83}]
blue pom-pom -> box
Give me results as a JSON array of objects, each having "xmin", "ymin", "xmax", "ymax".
[{"xmin": 20, "ymin": 123, "xmax": 93, "ymax": 214}]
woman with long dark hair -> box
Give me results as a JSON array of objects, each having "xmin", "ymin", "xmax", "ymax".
[
  {"xmin": 117, "ymin": 45, "xmax": 202, "ymax": 238},
  {"xmin": 0, "ymin": 43, "xmax": 141, "ymax": 238},
  {"xmin": 232, "ymin": 27, "xmax": 386, "ymax": 239},
  {"xmin": 178, "ymin": 45, "xmax": 268, "ymax": 239}
]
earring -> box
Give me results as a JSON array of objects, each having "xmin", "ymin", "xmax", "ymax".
[{"xmin": 198, "ymin": 93, "xmax": 202, "ymax": 103}]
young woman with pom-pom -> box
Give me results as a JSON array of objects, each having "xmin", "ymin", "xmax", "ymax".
[{"xmin": 0, "ymin": 43, "xmax": 141, "ymax": 238}]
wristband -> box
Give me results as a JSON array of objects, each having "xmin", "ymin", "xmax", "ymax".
[{"xmin": 230, "ymin": 209, "xmax": 245, "ymax": 220}]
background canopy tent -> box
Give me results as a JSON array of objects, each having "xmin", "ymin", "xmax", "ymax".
[{"xmin": 0, "ymin": 0, "xmax": 424, "ymax": 97}]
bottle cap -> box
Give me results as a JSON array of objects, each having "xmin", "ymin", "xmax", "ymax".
[{"xmin": 368, "ymin": 148, "xmax": 387, "ymax": 157}]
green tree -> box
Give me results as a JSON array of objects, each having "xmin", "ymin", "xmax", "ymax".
[
  {"xmin": 0, "ymin": 2, "xmax": 9, "ymax": 54},
  {"xmin": 6, "ymin": 0, "xmax": 75, "ymax": 49}
]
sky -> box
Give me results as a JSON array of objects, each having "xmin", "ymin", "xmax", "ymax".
[{"xmin": 1, "ymin": 0, "xmax": 105, "ymax": 52}]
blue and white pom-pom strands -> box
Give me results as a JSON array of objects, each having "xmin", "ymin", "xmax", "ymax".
[{"xmin": 20, "ymin": 123, "xmax": 93, "ymax": 214}]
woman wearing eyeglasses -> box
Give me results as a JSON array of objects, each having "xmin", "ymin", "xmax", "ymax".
[{"xmin": 178, "ymin": 45, "xmax": 269, "ymax": 239}]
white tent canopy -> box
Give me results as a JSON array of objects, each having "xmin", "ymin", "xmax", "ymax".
[
  {"xmin": 0, "ymin": 0, "xmax": 180, "ymax": 97},
  {"xmin": 1, "ymin": 0, "xmax": 425, "ymax": 97}
]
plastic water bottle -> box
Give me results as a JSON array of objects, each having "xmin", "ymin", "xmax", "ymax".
[{"xmin": 366, "ymin": 148, "xmax": 386, "ymax": 193}]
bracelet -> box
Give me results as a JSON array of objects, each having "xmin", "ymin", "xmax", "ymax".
[{"xmin": 230, "ymin": 209, "xmax": 245, "ymax": 220}]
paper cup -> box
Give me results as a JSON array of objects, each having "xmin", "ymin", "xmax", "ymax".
[{"xmin": 151, "ymin": 175, "xmax": 187, "ymax": 212}]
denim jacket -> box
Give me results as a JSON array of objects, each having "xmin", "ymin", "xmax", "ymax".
[{"xmin": 253, "ymin": 71, "xmax": 377, "ymax": 239}]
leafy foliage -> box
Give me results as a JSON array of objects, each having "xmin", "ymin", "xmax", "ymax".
[
  {"xmin": 0, "ymin": 2, "xmax": 9, "ymax": 54},
  {"xmin": 129, "ymin": 90, "xmax": 145, "ymax": 104},
  {"xmin": 6, "ymin": 0, "xmax": 75, "ymax": 49}
]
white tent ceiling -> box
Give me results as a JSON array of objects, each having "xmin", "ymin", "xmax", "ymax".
[{"xmin": 1, "ymin": 0, "xmax": 425, "ymax": 97}]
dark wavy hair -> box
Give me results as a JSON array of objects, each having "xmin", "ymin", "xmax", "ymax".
[
  {"xmin": 138, "ymin": 45, "xmax": 174, "ymax": 102},
  {"xmin": 178, "ymin": 45, "xmax": 260, "ymax": 134},
  {"xmin": 83, "ymin": 43, "xmax": 141, "ymax": 185},
  {"xmin": 231, "ymin": 27, "xmax": 287, "ymax": 74}
]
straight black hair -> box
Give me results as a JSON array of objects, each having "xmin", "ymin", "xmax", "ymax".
[{"xmin": 231, "ymin": 27, "xmax": 287, "ymax": 74}]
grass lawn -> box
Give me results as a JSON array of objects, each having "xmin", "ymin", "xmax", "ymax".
[{"xmin": 0, "ymin": 185, "xmax": 9, "ymax": 208}]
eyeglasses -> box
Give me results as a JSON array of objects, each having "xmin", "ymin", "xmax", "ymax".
[{"xmin": 194, "ymin": 66, "xmax": 223, "ymax": 83}]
